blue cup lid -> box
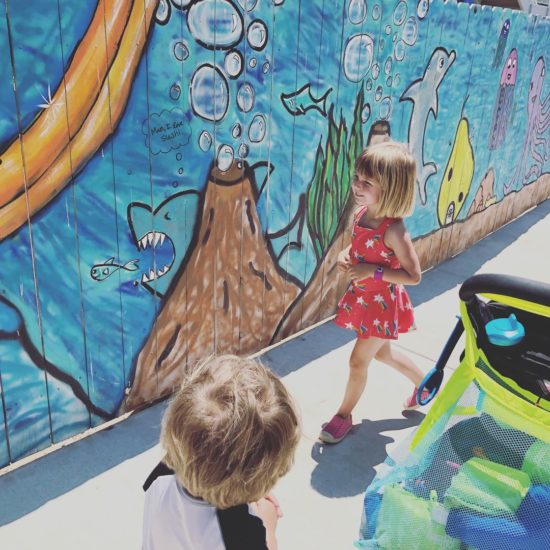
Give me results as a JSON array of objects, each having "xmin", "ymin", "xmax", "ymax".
[{"xmin": 485, "ymin": 314, "xmax": 525, "ymax": 346}]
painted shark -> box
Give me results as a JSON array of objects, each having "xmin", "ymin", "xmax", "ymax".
[{"xmin": 400, "ymin": 47, "xmax": 456, "ymax": 204}]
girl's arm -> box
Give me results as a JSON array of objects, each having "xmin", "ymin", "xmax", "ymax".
[
  {"xmin": 381, "ymin": 220, "xmax": 421, "ymax": 285},
  {"xmin": 347, "ymin": 220, "xmax": 421, "ymax": 285}
]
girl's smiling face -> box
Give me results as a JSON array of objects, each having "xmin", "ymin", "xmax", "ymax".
[{"xmin": 352, "ymin": 173, "xmax": 381, "ymax": 207}]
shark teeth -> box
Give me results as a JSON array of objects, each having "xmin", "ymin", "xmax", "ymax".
[
  {"xmin": 137, "ymin": 231, "xmax": 167, "ymax": 251},
  {"xmin": 141, "ymin": 264, "xmax": 172, "ymax": 283}
]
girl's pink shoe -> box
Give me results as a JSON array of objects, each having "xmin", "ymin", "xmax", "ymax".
[
  {"xmin": 402, "ymin": 388, "xmax": 430, "ymax": 410},
  {"xmin": 319, "ymin": 414, "xmax": 353, "ymax": 444}
]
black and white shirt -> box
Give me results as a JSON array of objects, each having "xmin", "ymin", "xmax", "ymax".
[{"xmin": 142, "ymin": 463, "xmax": 267, "ymax": 550}]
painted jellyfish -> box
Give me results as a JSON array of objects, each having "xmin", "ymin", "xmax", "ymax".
[
  {"xmin": 489, "ymin": 49, "xmax": 518, "ymax": 151},
  {"xmin": 505, "ymin": 57, "xmax": 550, "ymax": 190},
  {"xmin": 225, "ymin": 50, "xmax": 243, "ymax": 79},
  {"xmin": 343, "ymin": 34, "xmax": 374, "ymax": 82},
  {"xmin": 190, "ymin": 64, "xmax": 229, "ymax": 121},
  {"xmin": 492, "ymin": 19, "xmax": 511, "ymax": 69},
  {"xmin": 348, "ymin": 0, "xmax": 367, "ymax": 25},
  {"xmin": 187, "ymin": 0, "xmax": 244, "ymax": 49}
]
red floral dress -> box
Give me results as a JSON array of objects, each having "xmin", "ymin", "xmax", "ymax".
[{"xmin": 334, "ymin": 207, "xmax": 416, "ymax": 340}]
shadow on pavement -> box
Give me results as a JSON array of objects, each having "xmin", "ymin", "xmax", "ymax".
[
  {"xmin": 310, "ymin": 412, "xmax": 424, "ymax": 498},
  {"xmin": 0, "ymin": 402, "xmax": 166, "ymax": 526}
]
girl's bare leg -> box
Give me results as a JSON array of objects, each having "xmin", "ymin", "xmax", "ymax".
[
  {"xmin": 375, "ymin": 341, "xmax": 424, "ymax": 387},
  {"xmin": 336, "ymin": 337, "xmax": 386, "ymax": 418}
]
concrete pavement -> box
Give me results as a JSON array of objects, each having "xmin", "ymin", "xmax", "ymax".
[{"xmin": 1, "ymin": 198, "xmax": 549, "ymax": 549}]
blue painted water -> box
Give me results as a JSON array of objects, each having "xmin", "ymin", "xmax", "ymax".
[{"xmin": 0, "ymin": 0, "xmax": 548, "ymax": 464}]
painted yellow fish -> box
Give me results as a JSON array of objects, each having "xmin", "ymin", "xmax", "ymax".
[{"xmin": 437, "ymin": 118, "xmax": 474, "ymax": 226}]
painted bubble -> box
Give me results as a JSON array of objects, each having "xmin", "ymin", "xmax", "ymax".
[
  {"xmin": 375, "ymin": 85, "xmax": 383, "ymax": 101},
  {"xmin": 170, "ymin": 83, "xmax": 181, "ymax": 100},
  {"xmin": 199, "ymin": 130, "xmax": 213, "ymax": 151},
  {"xmin": 237, "ymin": 82, "xmax": 255, "ymax": 112},
  {"xmin": 372, "ymin": 4, "xmax": 381, "ymax": 20},
  {"xmin": 249, "ymin": 57, "xmax": 257, "ymax": 68},
  {"xmin": 171, "ymin": 0, "xmax": 194, "ymax": 9},
  {"xmin": 248, "ymin": 114, "xmax": 266, "ymax": 143},
  {"xmin": 224, "ymin": 50, "xmax": 243, "ymax": 78},
  {"xmin": 392, "ymin": 32, "xmax": 398, "ymax": 43},
  {"xmin": 379, "ymin": 38, "xmax": 385, "ymax": 51},
  {"xmin": 188, "ymin": 0, "xmax": 243, "ymax": 49},
  {"xmin": 393, "ymin": 1, "xmax": 407, "ymax": 26},
  {"xmin": 365, "ymin": 79, "xmax": 373, "ymax": 91},
  {"xmin": 262, "ymin": 61, "xmax": 271, "ymax": 74},
  {"xmin": 190, "ymin": 64, "xmax": 229, "ymax": 122},
  {"xmin": 384, "ymin": 56, "xmax": 392, "ymax": 75},
  {"xmin": 173, "ymin": 41, "xmax": 189, "ymax": 61},
  {"xmin": 343, "ymin": 34, "xmax": 374, "ymax": 82},
  {"xmin": 217, "ymin": 144, "xmax": 234, "ymax": 171},
  {"xmin": 238, "ymin": 142, "xmax": 249, "ymax": 158},
  {"xmin": 394, "ymin": 73, "xmax": 401, "ymax": 86},
  {"xmin": 238, "ymin": 0, "xmax": 258, "ymax": 11},
  {"xmin": 394, "ymin": 39, "xmax": 406, "ymax": 61},
  {"xmin": 247, "ymin": 19, "xmax": 268, "ymax": 51},
  {"xmin": 386, "ymin": 75, "xmax": 393, "ymax": 87},
  {"xmin": 379, "ymin": 97, "xmax": 392, "ymax": 119},
  {"xmin": 402, "ymin": 16, "xmax": 418, "ymax": 46},
  {"xmin": 372, "ymin": 63, "xmax": 380, "ymax": 80},
  {"xmin": 232, "ymin": 123, "xmax": 242, "ymax": 138},
  {"xmin": 155, "ymin": 0, "xmax": 171, "ymax": 25},
  {"xmin": 273, "ymin": 0, "xmax": 285, "ymax": 5},
  {"xmin": 385, "ymin": 25, "xmax": 392, "ymax": 35},
  {"xmin": 417, "ymin": 0, "xmax": 430, "ymax": 19},
  {"xmin": 361, "ymin": 103, "xmax": 371, "ymax": 123},
  {"xmin": 348, "ymin": 0, "xmax": 367, "ymax": 25}
]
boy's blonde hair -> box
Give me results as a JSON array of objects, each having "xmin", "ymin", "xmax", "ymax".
[
  {"xmin": 355, "ymin": 140, "xmax": 416, "ymax": 218},
  {"xmin": 161, "ymin": 354, "xmax": 300, "ymax": 509}
]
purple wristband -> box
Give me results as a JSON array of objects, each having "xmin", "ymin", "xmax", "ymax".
[{"xmin": 374, "ymin": 266, "xmax": 384, "ymax": 281}]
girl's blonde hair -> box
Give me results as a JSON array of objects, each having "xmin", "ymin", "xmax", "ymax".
[
  {"xmin": 355, "ymin": 140, "xmax": 416, "ymax": 218},
  {"xmin": 161, "ymin": 355, "xmax": 300, "ymax": 509}
]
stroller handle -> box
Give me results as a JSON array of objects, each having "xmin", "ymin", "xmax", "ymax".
[{"xmin": 459, "ymin": 273, "xmax": 550, "ymax": 307}]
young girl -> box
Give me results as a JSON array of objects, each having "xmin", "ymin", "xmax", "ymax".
[{"xmin": 320, "ymin": 141, "xmax": 428, "ymax": 444}]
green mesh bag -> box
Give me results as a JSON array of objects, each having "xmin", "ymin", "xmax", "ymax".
[{"xmin": 357, "ymin": 274, "xmax": 550, "ymax": 550}]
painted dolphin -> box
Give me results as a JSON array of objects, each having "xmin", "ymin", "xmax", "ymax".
[
  {"xmin": 280, "ymin": 84, "xmax": 333, "ymax": 117},
  {"xmin": 400, "ymin": 47, "xmax": 456, "ymax": 204}
]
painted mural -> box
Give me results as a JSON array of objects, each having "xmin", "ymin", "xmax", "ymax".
[{"xmin": 0, "ymin": 0, "xmax": 549, "ymax": 466}]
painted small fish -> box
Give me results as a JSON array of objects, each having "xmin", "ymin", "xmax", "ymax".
[
  {"xmin": 280, "ymin": 84, "xmax": 332, "ymax": 117},
  {"xmin": 90, "ymin": 257, "xmax": 139, "ymax": 281}
]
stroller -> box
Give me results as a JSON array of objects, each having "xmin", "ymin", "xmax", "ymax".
[{"xmin": 356, "ymin": 274, "xmax": 550, "ymax": 549}]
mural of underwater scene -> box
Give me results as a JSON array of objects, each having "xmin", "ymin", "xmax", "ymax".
[{"xmin": 0, "ymin": 0, "xmax": 548, "ymax": 465}]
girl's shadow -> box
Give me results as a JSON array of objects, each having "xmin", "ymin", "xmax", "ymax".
[{"xmin": 310, "ymin": 412, "xmax": 424, "ymax": 498}]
